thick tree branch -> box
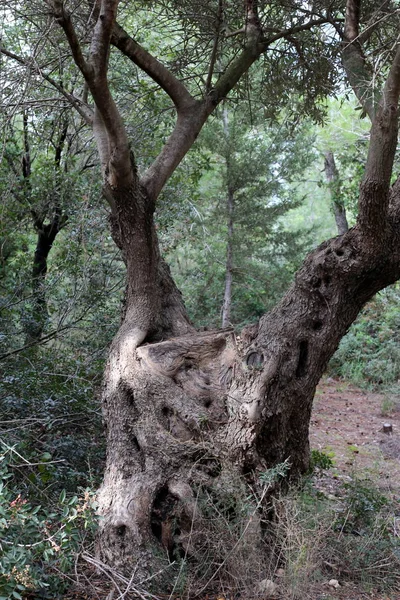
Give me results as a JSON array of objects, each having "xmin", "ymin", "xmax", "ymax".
[
  {"xmin": 141, "ymin": 101, "xmax": 208, "ymax": 201},
  {"xmin": 342, "ymin": 0, "xmax": 376, "ymax": 121},
  {"xmin": 142, "ymin": 14, "xmax": 329, "ymax": 201},
  {"xmin": 141, "ymin": 0, "xmax": 261, "ymax": 200},
  {"xmin": 89, "ymin": 0, "xmax": 118, "ymax": 78},
  {"xmin": 358, "ymin": 43, "xmax": 400, "ymax": 238},
  {"xmin": 111, "ymin": 23, "xmax": 194, "ymax": 110},
  {"xmin": 383, "ymin": 42, "xmax": 400, "ymax": 106},
  {"xmin": 51, "ymin": 0, "xmax": 132, "ymax": 188}
]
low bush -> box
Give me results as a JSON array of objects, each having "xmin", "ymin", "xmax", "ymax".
[{"xmin": 0, "ymin": 447, "xmax": 98, "ymax": 599}]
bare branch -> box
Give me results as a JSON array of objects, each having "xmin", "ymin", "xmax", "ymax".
[
  {"xmin": 205, "ymin": 0, "xmax": 224, "ymax": 93},
  {"xmin": 0, "ymin": 46, "xmax": 93, "ymax": 125},
  {"xmin": 50, "ymin": 0, "xmax": 93, "ymax": 80},
  {"xmin": 111, "ymin": 22, "xmax": 194, "ymax": 110},
  {"xmin": 213, "ymin": 17, "xmax": 328, "ymax": 104},
  {"xmin": 264, "ymin": 18, "xmax": 328, "ymax": 45}
]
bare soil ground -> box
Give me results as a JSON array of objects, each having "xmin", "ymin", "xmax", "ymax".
[
  {"xmin": 311, "ymin": 378, "xmax": 400, "ymax": 499},
  {"xmin": 306, "ymin": 378, "xmax": 400, "ymax": 600},
  {"xmin": 63, "ymin": 379, "xmax": 400, "ymax": 600}
]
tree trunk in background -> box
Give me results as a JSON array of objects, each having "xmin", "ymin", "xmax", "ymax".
[
  {"xmin": 18, "ymin": 113, "xmax": 69, "ymax": 345},
  {"xmin": 221, "ymin": 188, "xmax": 234, "ymax": 327},
  {"xmin": 324, "ymin": 151, "xmax": 349, "ymax": 235},
  {"xmin": 221, "ymin": 106, "xmax": 234, "ymax": 328},
  {"xmin": 24, "ymin": 218, "xmax": 65, "ymax": 344}
]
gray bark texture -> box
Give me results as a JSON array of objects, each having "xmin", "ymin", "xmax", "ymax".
[{"xmin": 96, "ymin": 173, "xmax": 400, "ymax": 578}]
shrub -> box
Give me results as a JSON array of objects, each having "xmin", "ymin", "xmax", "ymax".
[{"xmin": 0, "ymin": 447, "xmax": 98, "ymax": 599}]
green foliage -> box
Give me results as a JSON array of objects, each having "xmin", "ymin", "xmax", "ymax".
[
  {"xmin": 259, "ymin": 458, "xmax": 291, "ymax": 486},
  {"xmin": 328, "ymin": 479, "xmax": 399, "ymax": 592},
  {"xmin": 0, "ymin": 342, "xmax": 106, "ymax": 490},
  {"xmin": 329, "ymin": 285, "xmax": 400, "ymax": 387},
  {"xmin": 309, "ymin": 449, "xmax": 334, "ymax": 472},
  {"xmin": 162, "ymin": 109, "xmax": 315, "ymax": 327},
  {"xmin": 339, "ymin": 479, "xmax": 389, "ymax": 532},
  {"xmin": 0, "ymin": 448, "xmax": 97, "ymax": 599}
]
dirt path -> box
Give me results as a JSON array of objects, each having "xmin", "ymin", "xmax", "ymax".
[{"xmin": 310, "ymin": 379, "xmax": 400, "ymax": 498}]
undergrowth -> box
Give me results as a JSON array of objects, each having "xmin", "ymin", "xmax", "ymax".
[
  {"xmin": 329, "ymin": 284, "xmax": 400, "ymax": 392},
  {"xmin": 1, "ymin": 444, "xmax": 399, "ymax": 599},
  {"xmin": 0, "ymin": 446, "xmax": 98, "ymax": 599}
]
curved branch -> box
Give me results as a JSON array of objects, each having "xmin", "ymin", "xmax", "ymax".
[
  {"xmin": 51, "ymin": 0, "xmax": 132, "ymax": 188},
  {"xmin": 141, "ymin": 101, "xmax": 208, "ymax": 201},
  {"xmin": 89, "ymin": 0, "xmax": 119, "ymax": 78},
  {"xmin": 111, "ymin": 23, "xmax": 194, "ymax": 110},
  {"xmin": 143, "ymin": 14, "xmax": 330, "ymax": 201}
]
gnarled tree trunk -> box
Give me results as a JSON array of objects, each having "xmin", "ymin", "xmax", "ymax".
[
  {"xmin": 97, "ymin": 181, "xmax": 400, "ymax": 576},
  {"xmin": 47, "ymin": 0, "xmax": 400, "ymax": 585}
]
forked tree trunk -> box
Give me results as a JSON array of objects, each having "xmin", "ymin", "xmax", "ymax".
[{"xmin": 97, "ymin": 169, "xmax": 400, "ymax": 579}]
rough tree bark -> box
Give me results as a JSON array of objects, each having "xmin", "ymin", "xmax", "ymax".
[{"xmin": 49, "ymin": 0, "xmax": 400, "ymax": 583}]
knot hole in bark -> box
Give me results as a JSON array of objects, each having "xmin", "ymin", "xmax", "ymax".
[
  {"xmin": 246, "ymin": 351, "xmax": 264, "ymax": 369},
  {"xmin": 296, "ymin": 340, "xmax": 308, "ymax": 378},
  {"xmin": 116, "ymin": 524, "xmax": 127, "ymax": 536},
  {"xmin": 151, "ymin": 485, "xmax": 181, "ymax": 561}
]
